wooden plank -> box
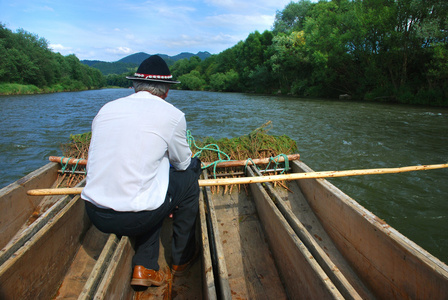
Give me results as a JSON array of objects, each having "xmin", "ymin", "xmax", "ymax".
[
  {"xmin": 54, "ymin": 226, "xmax": 110, "ymax": 299},
  {"xmin": 0, "ymin": 163, "xmax": 59, "ymax": 249},
  {"xmin": 253, "ymin": 167, "xmax": 373, "ymax": 299},
  {"xmin": 202, "ymin": 170, "xmax": 232, "ymax": 300},
  {"xmin": 94, "ymin": 236, "xmax": 134, "ymax": 300},
  {"xmin": 0, "ymin": 179, "xmax": 86, "ymax": 266},
  {"xmin": 0, "ymin": 195, "xmax": 91, "ymax": 299},
  {"xmin": 247, "ymin": 167, "xmax": 344, "ymax": 299},
  {"xmin": 78, "ymin": 234, "xmax": 119, "ymax": 299},
  {"xmin": 291, "ymin": 160, "xmax": 448, "ymax": 299},
  {"xmin": 0, "ymin": 194, "xmax": 72, "ymax": 266},
  {"xmin": 210, "ymin": 189, "xmax": 288, "ymax": 299},
  {"xmin": 199, "ymin": 189, "xmax": 217, "ymax": 300}
]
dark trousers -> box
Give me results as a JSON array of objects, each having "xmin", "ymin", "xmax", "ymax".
[{"xmin": 84, "ymin": 168, "xmax": 199, "ymax": 270}]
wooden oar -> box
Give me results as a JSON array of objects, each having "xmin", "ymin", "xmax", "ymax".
[
  {"xmin": 49, "ymin": 154, "xmax": 300, "ymax": 168},
  {"xmin": 27, "ymin": 163, "xmax": 448, "ymax": 196}
]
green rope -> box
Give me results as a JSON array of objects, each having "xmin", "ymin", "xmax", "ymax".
[
  {"xmin": 187, "ymin": 130, "xmax": 235, "ymax": 178},
  {"xmin": 60, "ymin": 156, "xmax": 70, "ymax": 173},
  {"xmin": 244, "ymin": 158, "xmax": 256, "ymax": 173},
  {"xmin": 187, "ymin": 130, "xmax": 291, "ymax": 179},
  {"xmin": 71, "ymin": 158, "xmax": 81, "ymax": 174},
  {"xmin": 264, "ymin": 154, "xmax": 289, "ymax": 174},
  {"xmin": 59, "ymin": 156, "xmax": 86, "ymax": 175}
]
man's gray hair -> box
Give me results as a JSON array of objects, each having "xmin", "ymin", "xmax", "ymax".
[{"xmin": 133, "ymin": 80, "xmax": 170, "ymax": 97}]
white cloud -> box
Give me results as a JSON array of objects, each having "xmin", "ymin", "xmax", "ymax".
[
  {"xmin": 49, "ymin": 43, "xmax": 72, "ymax": 53},
  {"xmin": 105, "ymin": 47, "xmax": 133, "ymax": 55},
  {"xmin": 3, "ymin": 0, "xmax": 294, "ymax": 61}
]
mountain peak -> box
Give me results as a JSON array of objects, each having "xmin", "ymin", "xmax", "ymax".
[
  {"xmin": 81, "ymin": 51, "xmax": 212, "ymax": 75},
  {"xmin": 117, "ymin": 51, "xmax": 211, "ymax": 65}
]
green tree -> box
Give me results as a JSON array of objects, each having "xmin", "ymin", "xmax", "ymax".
[
  {"xmin": 171, "ymin": 56, "xmax": 202, "ymax": 79},
  {"xmin": 0, "ymin": 24, "xmax": 105, "ymax": 93},
  {"xmin": 178, "ymin": 70, "xmax": 206, "ymax": 90},
  {"xmin": 209, "ymin": 70, "xmax": 239, "ymax": 92},
  {"xmin": 235, "ymin": 30, "xmax": 275, "ymax": 92},
  {"xmin": 273, "ymin": 0, "xmax": 314, "ymax": 34}
]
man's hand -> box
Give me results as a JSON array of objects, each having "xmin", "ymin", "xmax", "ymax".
[{"xmin": 187, "ymin": 157, "xmax": 202, "ymax": 177}]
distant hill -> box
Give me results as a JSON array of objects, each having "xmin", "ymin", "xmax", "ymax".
[{"xmin": 81, "ymin": 51, "xmax": 211, "ymax": 75}]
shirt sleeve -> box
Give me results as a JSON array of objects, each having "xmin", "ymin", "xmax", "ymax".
[{"xmin": 168, "ymin": 115, "xmax": 192, "ymax": 170}]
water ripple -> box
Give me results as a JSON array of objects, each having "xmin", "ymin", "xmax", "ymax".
[{"xmin": 1, "ymin": 89, "xmax": 447, "ymax": 263}]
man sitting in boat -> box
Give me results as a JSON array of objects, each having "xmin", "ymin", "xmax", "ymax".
[{"xmin": 81, "ymin": 55, "xmax": 201, "ymax": 287}]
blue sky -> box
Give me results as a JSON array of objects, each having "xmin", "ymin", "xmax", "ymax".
[{"xmin": 1, "ymin": 0, "xmax": 293, "ymax": 62}]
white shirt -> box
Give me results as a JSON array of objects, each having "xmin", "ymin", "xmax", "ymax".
[{"xmin": 81, "ymin": 91, "xmax": 192, "ymax": 212}]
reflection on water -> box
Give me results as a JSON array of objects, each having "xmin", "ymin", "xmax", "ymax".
[{"xmin": 1, "ymin": 89, "xmax": 447, "ymax": 262}]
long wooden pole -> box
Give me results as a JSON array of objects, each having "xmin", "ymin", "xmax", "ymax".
[
  {"xmin": 202, "ymin": 154, "xmax": 300, "ymax": 168},
  {"xmin": 49, "ymin": 156, "xmax": 88, "ymax": 165},
  {"xmin": 49, "ymin": 154, "xmax": 300, "ymax": 168},
  {"xmin": 27, "ymin": 163, "xmax": 448, "ymax": 196}
]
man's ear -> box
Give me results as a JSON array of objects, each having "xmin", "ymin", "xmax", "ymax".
[{"xmin": 163, "ymin": 88, "xmax": 169, "ymax": 99}]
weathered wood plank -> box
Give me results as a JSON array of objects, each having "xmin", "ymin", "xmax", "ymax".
[
  {"xmin": 53, "ymin": 226, "xmax": 110, "ymax": 299},
  {"xmin": 247, "ymin": 167, "xmax": 344, "ymax": 299},
  {"xmin": 0, "ymin": 195, "xmax": 90, "ymax": 299},
  {"xmin": 254, "ymin": 166, "xmax": 373, "ymax": 300},
  {"xmin": 0, "ymin": 194, "xmax": 72, "ymax": 266},
  {"xmin": 78, "ymin": 234, "xmax": 119, "ymax": 300},
  {"xmin": 0, "ymin": 163, "xmax": 59, "ymax": 249},
  {"xmin": 210, "ymin": 189, "xmax": 288, "ymax": 299},
  {"xmin": 93, "ymin": 236, "xmax": 134, "ymax": 300},
  {"xmin": 199, "ymin": 189, "xmax": 217, "ymax": 300},
  {"xmin": 202, "ymin": 171, "xmax": 232, "ymax": 300},
  {"xmin": 0, "ymin": 178, "xmax": 86, "ymax": 267},
  {"xmin": 291, "ymin": 160, "xmax": 448, "ymax": 299}
]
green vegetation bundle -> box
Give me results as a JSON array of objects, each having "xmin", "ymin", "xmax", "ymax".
[
  {"xmin": 59, "ymin": 122, "xmax": 298, "ymax": 191},
  {"xmin": 60, "ymin": 132, "xmax": 92, "ymax": 160},
  {"xmin": 61, "ymin": 122, "xmax": 298, "ymax": 163},
  {"xmin": 191, "ymin": 121, "xmax": 298, "ymax": 163}
]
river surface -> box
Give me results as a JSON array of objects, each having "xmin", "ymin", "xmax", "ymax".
[{"xmin": 1, "ymin": 89, "xmax": 447, "ymax": 263}]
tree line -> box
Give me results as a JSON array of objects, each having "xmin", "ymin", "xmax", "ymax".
[
  {"xmin": 169, "ymin": 0, "xmax": 447, "ymax": 106},
  {"xmin": 1, "ymin": 0, "xmax": 447, "ymax": 106},
  {"xmin": 0, "ymin": 24, "xmax": 105, "ymax": 94}
]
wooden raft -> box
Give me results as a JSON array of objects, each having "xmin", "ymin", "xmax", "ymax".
[{"xmin": 2, "ymin": 156, "xmax": 447, "ymax": 299}]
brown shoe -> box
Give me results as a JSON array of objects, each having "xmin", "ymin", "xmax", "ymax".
[
  {"xmin": 171, "ymin": 247, "xmax": 200, "ymax": 276},
  {"xmin": 131, "ymin": 265, "xmax": 166, "ymax": 287}
]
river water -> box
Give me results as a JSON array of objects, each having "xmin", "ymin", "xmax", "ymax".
[{"xmin": 1, "ymin": 89, "xmax": 447, "ymax": 263}]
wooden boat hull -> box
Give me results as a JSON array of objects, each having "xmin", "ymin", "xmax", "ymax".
[
  {"xmin": 0, "ymin": 162, "xmax": 215, "ymax": 299},
  {"xmin": 0, "ymin": 163, "xmax": 116, "ymax": 299},
  {"xmin": 0, "ymin": 163, "xmax": 59, "ymax": 251},
  {"xmin": 289, "ymin": 160, "xmax": 448, "ymax": 299},
  {"xmin": 200, "ymin": 160, "xmax": 448, "ymax": 299},
  {"xmin": 202, "ymin": 169, "xmax": 344, "ymax": 299},
  {"xmin": 1, "ymin": 158, "xmax": 447, "ymax": 299}
]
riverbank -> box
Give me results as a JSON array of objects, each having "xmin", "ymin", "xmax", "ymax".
[{"xmin": 0, "ymin": 83, "xmax": 113, "ymax": 96}]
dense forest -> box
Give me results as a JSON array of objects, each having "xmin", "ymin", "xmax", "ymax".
[
  {"xmin": 169, "ymin": 0, "xmax": 448, "ymax": 106},
  {"xmin": 1, "ymin": 0, "xmax": 447, "ymax": 106},
  {"xmin": 0, "ymin": 24, "xmax": 105, "ymax": 94}
]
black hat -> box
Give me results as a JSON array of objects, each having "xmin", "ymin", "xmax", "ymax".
[{"xmin": 126, "ymin": 55, "xmax": 180, "ymax": 84}]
